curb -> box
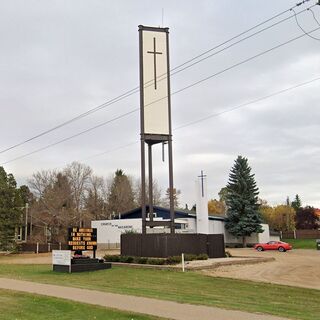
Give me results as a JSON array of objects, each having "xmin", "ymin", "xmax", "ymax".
[{"xmin": 109, "ymin": 256, "xmax": 275, "ymax": 271}]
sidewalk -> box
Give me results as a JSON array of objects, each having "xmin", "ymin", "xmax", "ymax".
[{"xmin": 0, "ymin": 278, "xmax": 290, "ymax": 320}]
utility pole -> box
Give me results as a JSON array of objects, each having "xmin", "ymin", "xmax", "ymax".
[
  {"xmin": 25, "ymin": 203, "xmax": 29, "ymax": 242},
  {"xmin": 30, "ymin": 204, "xmax": 32, "ymax": 237}
]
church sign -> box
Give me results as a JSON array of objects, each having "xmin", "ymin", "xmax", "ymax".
[{"xmin": 68, "ymin": 227, "xmax": 97, "ymax": 251}]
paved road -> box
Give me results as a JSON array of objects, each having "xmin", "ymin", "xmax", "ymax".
[{"xmin": 0, "ymin": 278, "xmax": 290, "ymax": 320}]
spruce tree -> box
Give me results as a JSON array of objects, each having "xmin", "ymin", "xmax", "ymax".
[
  {"xmin": 107, "ymin": 169, "xmax": 135, "ymax": 216},
  {"xmin": 0, "ymin": 167, "xmax": 24, "ymax": 250},
  {"xmin": 225, "ymin": 156, "xmax": 263, "ymax": 247},
  {"xmin": 291, "ymin": 194, "xmax": 302, "ymax": 211}
]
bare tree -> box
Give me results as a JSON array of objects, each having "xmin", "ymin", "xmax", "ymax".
[
  {"xmin": 134, "ymin": 178, "xmax": 163, "ymax": 206},
  {"xmin": 28, "ymin": 170, "xmax": 74, "ymax": 242},
  {"xmin": 65, "ymin": 162, "xmax": 92, "ymax": 227},
  {"xmin": 163, "ymin": 188, "xmax": 181, "ymax": 209},
  {"xmin": 85, "ymin": 175, "xmax": 108, "ymax": 221}
]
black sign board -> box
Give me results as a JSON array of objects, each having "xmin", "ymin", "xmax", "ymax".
[{"xmin": 68, "ymin": 227, "xmax": 97, "ymax": 251}]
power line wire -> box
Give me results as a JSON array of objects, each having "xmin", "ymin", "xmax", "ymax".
[
  {"xmin": 308, "ymin": 7, "xmax": 320, "ymax": 26},
  {"xmin": 2, "ymin": 26, "xmax": 319, "ymax": 166},
  {"xmin": 157, "ymin": 5, "xmax": 316, "ymax": 81},
  {"xmin": 81, "ymin": 76, "xmax": 320, "ymax": 163},
  {"xmin": 174, "ymin": 76, "xmax": 320, "ymax": 130},
  {"xmin": 291, "ymin": 8, "xmax": 320, "ymax": 40},
  {"xmin": 169, "ymin": 0, "xmax": 313, "ymax": 73},
  {"xmin": 0, "ymin": 1, "xmax": 314, "ymax": 155}
]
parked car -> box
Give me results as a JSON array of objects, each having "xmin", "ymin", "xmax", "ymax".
[{"xmin": 254, "ymin": 241, "xmax": 292, "ymax": 252}]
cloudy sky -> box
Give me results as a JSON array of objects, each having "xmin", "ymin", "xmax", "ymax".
[{"xmin": 1, "ymin": 0, "xmax": 319, "ymax": 208}]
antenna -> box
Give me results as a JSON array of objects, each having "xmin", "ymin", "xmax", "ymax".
[{"xmin": 162, "ymin": 8, "xmax": 164, "ymax": 27}]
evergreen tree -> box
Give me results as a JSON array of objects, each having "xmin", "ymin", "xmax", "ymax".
[
  {"xmin": 0, "ymin": 167, "xmax": 24, "ymax": 250},
  {"xmin": 225, "ymin": 156, "xmax": 263, "ymax": 247},
  {"xmin": 291, "ymin": 194, "xmax": 302, "ymax": 211},
  {"xmin": 107, "ymin": 169, "xmax": 135, "ymax": 216}
]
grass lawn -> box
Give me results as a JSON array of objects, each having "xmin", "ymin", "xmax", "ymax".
[
  {"xmin": 283, "ymin": 238, "xmax": 318, "ymax": 249},
  {"xmin": 0, "ymin": 265, "xmax": 319, "ymax": 320},
  {"xmin": 0, "ymin": 289, "xmax": 162, "ymax": 320}
]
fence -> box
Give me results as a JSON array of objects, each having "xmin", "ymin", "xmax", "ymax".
[
  {"xmin": 281, "ymin": 229, "xmax": 320, "ymax": 239},
  {"xmin": 121, "ymin": 233, "xmax": 225, "ymax": 258},
  {"xmin": 20, "ymin": 242, "xmax": 68, "ymax": 253}
]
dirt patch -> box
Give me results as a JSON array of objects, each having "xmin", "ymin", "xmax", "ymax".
[{"xmin": 201, "ymin": 248, "xmax": 320, "ymax": 290}]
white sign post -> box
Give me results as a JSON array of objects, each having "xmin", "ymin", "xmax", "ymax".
[{"xmin": 52, "ymin": 250, "xmax": 71, "ymax": 273}]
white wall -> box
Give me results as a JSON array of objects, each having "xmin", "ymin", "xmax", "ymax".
[
  {"xmin": 258, "ymin": 224, "xmax": 270, "ymax": 243},
  {"xmin": 92, "ymin": 218, "xmax": 272, "ymax": 246},
  {"xmin": 92, "ymin": 219, "xmax": 142, "ymax": 244},
  {"xmin": 208, "ymin": 220, "xmax": 225, "ymax": 234},
  {"xmin": 223, "ymin": 222, "xmax": 271, "ymax": 245}
]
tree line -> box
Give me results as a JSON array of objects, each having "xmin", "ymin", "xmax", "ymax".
[
  {"xmin": 0, "ymin": 162, "xmax": 180, "ymax": 247},
  {"xmin": 207, "ymin": 160, "xmax": 318, "ymax": 235},
  {"xmin": 1, "ymin": 156, "xmax": 318, "ymax": 250},
  {"xmin": 208, "ymin": 188, "xmax": 318, "ymax": 232}
]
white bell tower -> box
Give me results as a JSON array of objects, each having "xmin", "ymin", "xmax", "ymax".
[{"xmin": 196, "ymin": 170, "xmax": 209, "ymax": 234}]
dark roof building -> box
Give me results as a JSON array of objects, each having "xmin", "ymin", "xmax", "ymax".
[{"xmin": 118, "ymin": 205, "xmax": 225, "ymax": 222}]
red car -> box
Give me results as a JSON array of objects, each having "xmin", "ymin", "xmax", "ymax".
[{"xmin": 254, "ymin": 241, "xmax": 292, "ymax": 252}]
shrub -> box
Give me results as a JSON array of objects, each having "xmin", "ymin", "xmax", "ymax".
[
  {"xmin": 196, "ymin": 253, "xmax": 208, "ymax": 260},
  {"xmin": 146, "ymin": 258, "xmax": 166, "ymax": 265},
  {"xmin": 225, "ymin": 250, "xmax": 232, "ymax": 257},
  {"xmin": 123, "ymin": 229, "xmax": 137, "ymax": 234},
  {"xmin": 103, "ymin": 255, "xmax": 120, "ymax": 262},
  {"xmin": 167, "ymin": 255, "xmax": 182, "ymax": 264},
  {"xmin": 119, "ymin": 255, "xmax": 134, "ymax": 263},
  {"xmin": 136, "ymin": 257, "xmax": 148, "ymax": 264},
  {"xmin": 184, "ymin": 254, "xmax": 197, "ymax": 261}
]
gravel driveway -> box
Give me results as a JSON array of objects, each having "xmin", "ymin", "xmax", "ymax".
[{"xmin": 202, "ymin": 248, "xmax": 320, "ymax": 290}]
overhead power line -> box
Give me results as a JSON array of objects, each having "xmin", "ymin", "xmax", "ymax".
[
  {"xmin": 156, "ymin": 5, "xmax": 316, "ymax": 81},
  {"xmin": 169, "ymin": 0, "xmax": 313, "ymax": 73},
  {"xmin": 0, "ymin": 0, "xmax": 315, "ymax": 155},
  {"xmin": 174, "ymin": 76, "xmax": 320, "ymax": 130},
  {"xmin": 82, "ymin": 76, "xmax": 320, "ymax": 163},
  {"xmin": 308, "ymin": 8, "xmax": 320, "ymax": 26},
  {"xmin": 2, "ymin": 25, "xmax": 320, "ymax": 166},
  {"xmin": 292, "ymin": 8, "xmax": 320, "ymax": 40}
]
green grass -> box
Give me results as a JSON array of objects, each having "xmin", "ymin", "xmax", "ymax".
[
  {"xmin": 0, "ymin": 288, "xmax": 162, "ymax": 320},
  {"xmin": 283, "ymin": 238, "xmax": 318, "ymax": 249},
  {"xmin": 0, "ymin": 264, "xmax": 319, "ymax": 320}
]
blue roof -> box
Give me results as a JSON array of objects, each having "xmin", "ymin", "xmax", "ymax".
[{"xmin": 118, "ymin": 205, "xmax": 225, "ymax": 221}]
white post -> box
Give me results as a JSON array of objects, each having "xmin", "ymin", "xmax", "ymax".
[
  {"xmin": 181, "ymin": 253, "xmax": 185, "ymax": 272},
  {"xmin": 59, "ymin": 242, "xmax": 61, "ymax": 250},
  {"xmin": 294, "ymin": 230, "xmax": 297, "ymax": 239},
  {"xmin": 48, "ymin": 243, "xmax": 51, "ymax": 252},
  {"xmin": 36, "ymin": 242, "xmax": 39, "ymax": 254}
]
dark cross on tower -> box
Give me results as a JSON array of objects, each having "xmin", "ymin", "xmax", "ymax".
[
  {"xmin": 147, "ymin": 37, "xmax": 162, "ymax": 90},
  {"xmin": 198, "ymin": 170, "xmax": 206, "ymax": 198}
]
